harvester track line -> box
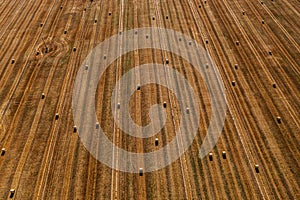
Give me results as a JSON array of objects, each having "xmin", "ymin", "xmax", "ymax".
[
  {"xmin": 32, "ymin": 4, "xmax": 90, "ymax": 199},
  {"xmin": 111, "ymin": 0, "xmax": 125, "ymax": 199}
]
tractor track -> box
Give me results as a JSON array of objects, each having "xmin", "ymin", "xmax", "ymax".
[{"xmin": 0, "ymin": 0, "xmax": 299, "ymax": 199}]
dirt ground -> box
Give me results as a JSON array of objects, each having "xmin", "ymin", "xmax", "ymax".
[{"xmin": 0, "ymin": 0, "xmax": 299, "ymax": 199}]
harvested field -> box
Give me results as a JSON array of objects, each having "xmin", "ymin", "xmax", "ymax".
[{"xmin": 0, "ymin": 0, "xmax": 299, "ymax": 199}]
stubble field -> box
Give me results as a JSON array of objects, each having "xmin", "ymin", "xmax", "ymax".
[{"xmin": 0, "ymin": 0, "xmax": 299, "ymax": 199}]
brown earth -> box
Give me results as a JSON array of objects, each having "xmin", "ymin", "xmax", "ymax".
[{"xmin": 0, "ymin": 0, "xmax": 299, "ymax": 199}]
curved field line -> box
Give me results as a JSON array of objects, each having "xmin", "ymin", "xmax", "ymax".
[
  {"xmin": 1, "ymin": 0, "xmax": 298, "ymax": 198},
  {"xmin": 46, "ymin": 1, "xmax": 68, "ymax": 40},
  {"xmin": 63, "ymin": 0, "xmax": 76, "ymax": 36},
  {"xmin": 32, "ymin": 5, "xmax": 91, "ymax": 200},
  {"xmin": 60, "ymin": 1, "xmax": 99, "ymax": 198},
  {"xmin": 0, "ymin": 0, "xmax": 58, "ymax": 149},
  {"xmin": 0, "ymin": 0, "xmax": 58, "ymax": 141},
  {"xmin": 66, "ymin": 0, "xmax": 115, "ymax": 199},
  {"xmin": 6, "ymin": 0, "xmax": 75, "ymax": 196}
]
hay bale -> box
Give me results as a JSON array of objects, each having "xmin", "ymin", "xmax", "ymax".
[
  {"xmin": 222, "ymin": 151, "xmax": 226, "ymax": 159},
  {"xmin": 1, "ymin": 148, "xmax": 5, "ymax": 156},
  {"xmin": 209, "ymin": 153, "xmax": 213, "ymax": 161},
  {"xmin": 139, "ymin": 168, "xmax": 143, "ymax": 176},
  {"xmin": 255, "ymin": 164, "xmax": 259, "ymax": 173},
  {"xmin": 163, "ymin": 101, "xmax": 167, "ymax": 108},
  {"xmin": 10, "ymin": 189, "xmax": 15, "ymax": 198},
  {"xmin": 277, "ymin": 117, "xmax": 281, "ymax": 124},
  {"xmin": 186, "ymin": 108, "xmax": 190, "ymax": 114}
]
